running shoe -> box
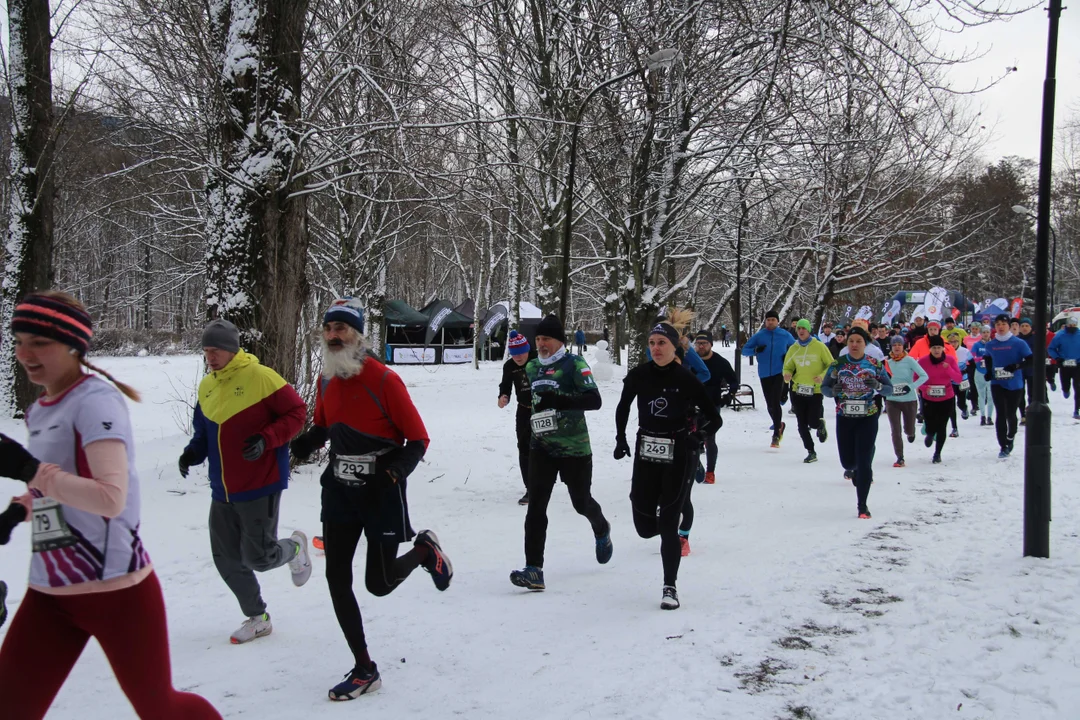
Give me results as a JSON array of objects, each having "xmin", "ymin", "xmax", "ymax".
[
  {"xmin": 230, "ymin": 613, "xmax": 272, "ymax": 644},
  {"xmin": 949, "ymin": 429, "xmax": 959, "ymax": 438},
  {"xmin": 329, "ymin": 663, "xmax": 381, "ymax": 701},
  {"xmin": 998, "ymin": 447, "xmax": 1010, "ymax": 459},
  {"xmin": 595, "ymin": 531, "xmax": 613, "ymax": 564},
  {"xmin": 770, "ymin": 435, "xmax": 780, "ymax": 448},
  {"xmin": 661, "ymin": 585, "xmax": 680, "ymax": 610},
  {"xmin": 1065, "ymin": 387, "xmax": 1071, "ymax": 399},
  {"xmin": 518, "ymin": 491, "xmax": 530, "ymax": 506},
  {"xmin": 703, "ymin": 471, "xmax": 716, "ymax": 485},
  {"xmin": 803, "ymin": 452, "xmax": 817, "ymax": 464},
  {"xmin": 288, "ymin": 531, "xmax": 312, "ymax": 587},
  {"xmin": 679, "ymin": 536, "xmax": 691, "ymax": 557},
  {"xmin": 893, "ymin": 459, "xmax": 905, "ymax": 468},
  {"xmin": 0, "ymin": 581, "xmax": 7, "ymax": 630},
  {"xmin": 509, "ymin": 565, "xmax": 545, "ymax": 590},
  {"xmin": 1074, "ymin": 411, "xmax": 1080, "ymax": 420},
  {"xmin": 932, "ymin": 453, "xmax": 942, "ymax": 464},
  {"xmin": 415, "ymin": 530, "xmax": 453, "ymax": 591},
  {"xmin": 858, "ymin": 505, "xmax": 871, "ymax": 519},
  {"xmin": 844, "ymin": 468, "xmax": 854, "ymax": 480},
  {"xmin": 816, "ymin": 422, "xmax": 828, "ymax": 443},
  {"xmin": 1020, "ymin": 416, "xmax": 1027, "ymax": 426},
  {"xmin": 907, "ymin": 434, "xmax": 916, "ymax": 444},
  {"xmin": 312, "ymin": 536, "xmax": 325, "ymax": 551},
  {"xmin": 924, "ymin": 434, "xmax": 934, "ymax": 448},
  {"xmin": 778, "ymin": 422, "xmax": 786, "ymax": 440},
  {"xmin": 961, "ymin": 410, "xmax": 969, "ymax": 420},
  {"xmin": 1050, "ymin": 380, "xmax": 1057, "ymax": 392},
  {"xmin": 917, "ymin": 413, "xmax": 924, "ymax": 423}
]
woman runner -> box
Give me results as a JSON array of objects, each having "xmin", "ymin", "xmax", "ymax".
[
  {"xmin": 883, "ymin": 335, "xmax": 928, "ymax": 468},
  {"xmin": 917, "ymin": 335, "xmax": 963, "ymax": 463},
  {"xmin": 0, "ymin": 291, "xmax": 221, "ymax": 719},
  {"xmin": 970, "ymin": 326, "xmax": 995, "ymax": 425},
  {"xmin": 821, "ymin": 327, "xmax": 893, "ymax": 518},
  {"xmin": 614, "ymin": 313, "xmax": 720, "ymax": 609}
]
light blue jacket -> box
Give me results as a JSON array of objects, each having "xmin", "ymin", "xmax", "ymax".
[
  {"xmin": 742, "ymin": 326, "xmax": 796, "ymax": 379},
  {"xmin": 883, "ymin": 355, "xmax": 928, "ymax": 403}
]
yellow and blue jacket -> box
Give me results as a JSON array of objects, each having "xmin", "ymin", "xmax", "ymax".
[{"xmin": 184, "ymin": 350, "xmax": 306, "ymax": 502}]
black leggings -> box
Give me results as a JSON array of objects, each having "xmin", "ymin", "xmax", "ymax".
[
  {"xmin": 760, "ymin": 374, "xmax": 785, "ymax": 431},
  {"xmin": 991, "ymin": 384, "xmax": 1024, "ymax": 448},
  {"xmin": 524, "ymin": 450, "xmax": 608, "ymax": 568},
  {"xmin": 680, "ymin": 447, "xmax": 702, "ymax": 535},
  {"xmin": 323, "ymin": 522, "xmax": 422, "ymax": 664},
  {"xmin": 630, "ymin": 441, "xmax": 695, "ymax": 586},
  {"xmin": 790, "ymin": 392, "xmax": 824, "ymax": 452},
  {"xmin": 923, "ymin": 397, "xmax": 955, "ymax": 455},
  {"xmin": 1061, "ymin": 366, "xmax": 1080, "ymax": 412}
]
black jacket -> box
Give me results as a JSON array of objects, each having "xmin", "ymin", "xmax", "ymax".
[
  {"xmin": 698, "ymin": 351, "xmax": 738, "ymax": 405},
  {"xmin": 499, "ymin": 351, "xmax": 537, "ymax": 407},
  {"xmin": 615, "ymin": 361, "xmax": 722, "ymax": 439}
]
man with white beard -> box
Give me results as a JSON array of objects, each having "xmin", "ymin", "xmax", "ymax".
[{"xmin": 289, "ymin": 297, "xmax": 453, "ymax": 702}]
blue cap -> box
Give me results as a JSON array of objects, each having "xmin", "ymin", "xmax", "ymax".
[{"xmin": 324, "ymin": 297, "xmax": 364, "ymax": 334}]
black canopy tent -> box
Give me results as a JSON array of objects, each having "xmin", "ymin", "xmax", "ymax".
[
  {"xmin": 418, "ymin": 299, "xmax": 474, "ymax": 363},
  {"xmin": 382, "ymin": 299, "xmax": 429, "ymax": 363}
]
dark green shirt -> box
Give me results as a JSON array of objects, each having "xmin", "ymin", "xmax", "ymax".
[{"xmin": 526, "ymin": 353, "xmax": 598, "ymax": 457}]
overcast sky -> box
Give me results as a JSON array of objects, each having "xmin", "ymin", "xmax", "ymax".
[{"xmin": 940, "ymin": 4, "xmax": 1079, "ymax": 165}]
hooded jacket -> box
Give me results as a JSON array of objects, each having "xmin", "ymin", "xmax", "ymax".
[
  {"xmin": 184, "ymin": 350, "xmax": 307, "ymax": 503},
  {"xmin": 1049, "ymin": 328, "xmax": 1080, "ymax": 363}
]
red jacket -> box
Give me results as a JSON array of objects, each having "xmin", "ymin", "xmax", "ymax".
[{"xmin": 315, "ymin": 358, "xmax": 429, "ymax": 449}]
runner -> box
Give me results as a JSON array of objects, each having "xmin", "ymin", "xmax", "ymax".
[
  {"xmin": 821, "ymin": 327, "xmax": 893, "ymax": 518},
  {"xmin": 1048, "ymin": 316, "xmax": 1080, "ymax": 419},
  {"xmin": 1046, "ymin": 324, "xmax": 1059, "ymax": 393},
  {"xmin": 178, "ymin": 318, "xmax": 311, "ymax": 644},
  {"xmin": 288, "ymin": 297, "xmax": 452, "ymax": 701},
  {"xmin": 907, "ymin": 315, "xmax": 929, "ymax": 347},
  {"xmin": 782, "ymin": 319, "xmax": 834, "ymax": 463},
  {"xmin": 986, "ymin": 313, "xmax": 1032, "ymax": 458},
  {"xmin": 826, "ymin": 327, "xmax": 847, "ymax": 359},
  {"xmin": 917, "ymin": 336, "xmax": 963, "ymax": 463},
  {"xmin": 693, "ymin": 330, "xmax": 738, "ymax": 484},
  {"xmin": 615, "ymin": 318, "xmax": 721, "ymax": 610},
  {"xmin": 971, "ymin": 326, "xmax": 995, "ymax": 426},
  {"xmin": 883, "ymin": 336, "xmax": 928, "ymax": 468},
  {"xmin": 0, "ymin": 291, "xmax": 221, "ymax": 719},
  {"xmin": 841, "ymin": 320, "xmax": 884, "ymax": 361},
  {"xmin": 510, "ymin": 314, "xmax": 612, "ymax": 591},
  {"xmin": 498, "ymin": 330, "xmax": 537, "ymax": 504},
  {"xmin": 818, "ymin": 322, "xmax": 836, "ymax": 346},
  {"xmin": 1017, "ymin": 317, "xmax": 1037, "ymax": 424},
  {"xmin": 948, "ymin": 334, "xmax": 973, "ymax": 431},
  {"xmin": 742, "ymin": 310, "xmax": 795, "ymax": 448}
]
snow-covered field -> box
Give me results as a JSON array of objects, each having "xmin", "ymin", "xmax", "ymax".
[{"xmin": 2, "ymin": 347, "xmax": 1080, "ymax": 720}]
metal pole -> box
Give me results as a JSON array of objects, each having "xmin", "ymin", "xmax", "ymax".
[
  {"xmin": 734, "ymin": 205, "xmax": 743, "ymax": 385},
  {"xmin": 1023, "ymin": 0, "xmax": 1061, "ymax": 559},
  {"xmin": 1050, "ymin": 226, "xmax": 1058, "ymax": 314}
]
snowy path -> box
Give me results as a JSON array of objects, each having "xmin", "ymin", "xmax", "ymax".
[{"xmin": 2, "ymin": 350, "xmax": 1079, "ymax": 719}]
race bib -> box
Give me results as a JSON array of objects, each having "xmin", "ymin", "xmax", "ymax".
[
  {"xmin": 639, "ymin": 435, "xmax": 674, "ymax": 464},
  {"xmin": 32, "ymin": 497, "xmax": 78, "ymax": 553},
  {"xmin": 1065, "ymin": 359, "xmax": 1077, "ymax": 368},
  {"xmin": 335, "ymin": 454, "xmax": 376, "ymax": 483},
  {"xmin": 927, "ymin": 385, "xmax": 946, "ymax": 398},
  {"xmin": 531, "ymin": 409, "xmax": 558, "ymax": 436},
  {"xmin": 995, "ymin": 368, "xmax": 1014, "ymax": 380},
  {"xmin": 891, "ymin": 383, "xmax": 910, "ymax": 396},
  {"xmin": 958, "ymin": 380, "xmax": 970, "ymax": 391},
  {"xmin": 841, "ymin": 400, "xmax": 868, "ymax": 417},
  {"xmin": 796, "ymin": 383, "xmax": 814, "ymax": 396}
]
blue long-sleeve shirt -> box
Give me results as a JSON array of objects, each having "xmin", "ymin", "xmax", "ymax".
[
  {"xmin": 1049, "ymin": 328, "xmax": 1080, "ymax": 362},
  {"xmin": 645, "ymin": 346, "xmax": 711, "ymax": 383},
  {"xmin": 741, "ymin": 326, "xmax": 796, "ymax": 379},
  {"xmin": 986, "ymin": 333, "xmax": 1032, "ymax": 391}
]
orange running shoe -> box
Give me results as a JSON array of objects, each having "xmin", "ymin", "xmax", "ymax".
[
  {"xmin": 703, "ymin": 471, "xmax": 716, "ymax": 485},
  {"xmin": 679, "ymin": 536, "xmax": 691, "ymax": 556},
  {"xmin": 312, "ymin": 536, "xmax": 325, "ymax": 550}
]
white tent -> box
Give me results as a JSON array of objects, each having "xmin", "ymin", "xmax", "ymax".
[{"xmin": 495, "ymin": 300, "xmax": 543, "ymax": 318}]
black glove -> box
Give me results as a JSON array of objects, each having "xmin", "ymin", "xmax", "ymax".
[
  {"xmin": 865, "ymin": 378, "xmax": 882, "ymax": 391},
  {"xmin": 290, "ymin": 426, "xmax": 328, "ymax": 461},
  {"xmin": 755, "ymin": 344, "xmax": 766, "ymax": 353},
  {"xmin": 0, "ymin": 502, "xmax": 28, "ymax": 545},
  {"xmin": 534, "ymin": 393, "xmax": 562, "ymax": 412},
  {"xmin": 614, "ymin": 436, "xmax": 631, "ymax": 460},
  {"xmin": 178, "ymin": 447, "xmax": 202, "ymax": 478},
  {"xmin": 0, "ymin": 434, "xmax": 40, "ymax": 483},
  {"xmin": 1004, "ymin": 363, "xmax": 1020, "ymax": 373},
  {"xmin": 242, "ymin": 434, "xmax": 266, "ymax": 462}
]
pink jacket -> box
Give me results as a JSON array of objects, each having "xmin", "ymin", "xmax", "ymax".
[{"xmin": 917, "ymin": 354, "xmax": 963, "ymax": 401}]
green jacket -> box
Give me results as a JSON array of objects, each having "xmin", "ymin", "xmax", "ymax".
[
  {"xmin": 782, "ymin": 338, "xmax": 835, "ymax": 394},
  {"xmin": 525, "ymin": 352, "xmax": 599, "ymax": 457}
]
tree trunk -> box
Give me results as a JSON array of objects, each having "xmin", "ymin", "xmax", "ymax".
[
  {"xmin": 205, "ymin": 0, "xmax": 310, "ymax": 383},
  {"xmin": 1, "ymin": 0, "xmax": 55, "ymax": 416}
]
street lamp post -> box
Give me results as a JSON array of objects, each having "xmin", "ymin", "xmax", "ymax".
[
  {"xmin": 1021, "ymin": 0, "xmax": 1062, "ymax": 560},
  {"xmin": 1013, "ymin": 204, "xmax": 1059, "ymax": 316},
  {"xmin": 557, "ymin": 49, "xmax": 680, "ymax": 323}
]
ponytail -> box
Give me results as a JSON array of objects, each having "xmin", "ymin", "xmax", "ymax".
[{"xmin": 80, "ymin": 357, "xmax": 141, "ymax": 402}]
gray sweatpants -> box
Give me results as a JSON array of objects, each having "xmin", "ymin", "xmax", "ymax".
[
  {"xmin": 885, "ymin": 400, "xmax": 918, "ymax": 460},
  {"xmin": 209, "ymin": 492, "xmax": 297, "ymax": 617}
]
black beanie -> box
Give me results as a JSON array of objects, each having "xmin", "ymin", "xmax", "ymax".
[
  {"xmin": 694, "ymin": 330, "xmax": 713, "ymax": 344},
  {"xmin": 765, "ymin": 310, "xmax": 779, "ymax": 320},
  {"xmin": 928, "ymin": 334, "xmax": 945, "ymax": 348},
  {"xmin": 847, "ymin": 327, "xmax": 870, "ymax": 344},
  {"xmin": 649, "ymin": 321, "xmax": 681, "ymax": 346},
  {"xmin": 535, "ymin": 314, "xmax": 567, "ymax": 344}
]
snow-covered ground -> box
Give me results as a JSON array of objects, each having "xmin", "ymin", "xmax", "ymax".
[{"xmin": 2, "ymin": 347, "xmax": 1080, "ymax": 720}]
